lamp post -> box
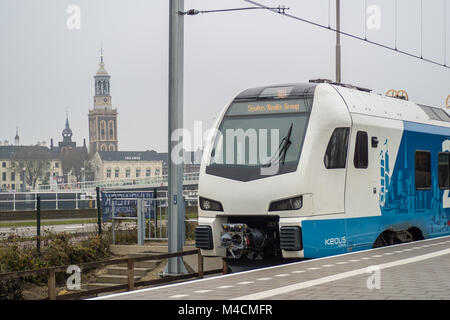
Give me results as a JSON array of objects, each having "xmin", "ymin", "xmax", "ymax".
[{"xmin": 22, "ymin": 167, "xmax": 26, "ymax": 192}]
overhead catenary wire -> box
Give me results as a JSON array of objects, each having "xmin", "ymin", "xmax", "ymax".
[
  {"xmin": 179, "ymin": 6, "xmax": 289, "ymax": 16},
  {"xmin": 243, "ymin": 0, "xmax": 449, "ymax": 70}
]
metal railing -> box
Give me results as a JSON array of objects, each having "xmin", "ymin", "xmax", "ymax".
[
  {"xmin": 36, "ymin": 172, "xmax": 200, "ymax": 192},
  {"xmin": 109, "ymin": 194, "xmax": 198, "ymax": 244},
  {"xmin": 0, "ymin": 191, "xmax": 97, "ymax": 212},
  {"xmin": 0, "ymin": 189, "xmax": 197, "ymax": 213}
]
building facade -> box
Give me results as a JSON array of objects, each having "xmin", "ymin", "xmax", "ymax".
[
  {"xmin": 88, "ymin": 51, "xmax": 118, "ymax": 154},
  {"xmin": 90, "ymin": 149, "xmax": 202, "ymax": 182},
  {"xmin": 0, "ymin": 145, "xmax": 62, "ymax": 192},
  {"xmin": 91, "ymin": 150, "xmax": 165, "ymax": 181}
]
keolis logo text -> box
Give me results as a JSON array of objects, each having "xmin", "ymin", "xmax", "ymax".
[{"xmin": 324, "ymin": 236, "xmax": 346, "ymax": 246}]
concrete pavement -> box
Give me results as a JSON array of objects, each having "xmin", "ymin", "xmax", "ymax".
[{"xmin": 93, "ymin": 235, "xmax": 450, "ymax": 300}]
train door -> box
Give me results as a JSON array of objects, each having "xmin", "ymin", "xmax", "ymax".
[
  {"xmin": 344, "ymin": 115, "xmax": 401, "ymax": 251},
  {"xmin": 301, "ymin": 125, "xmax": 350, "ymax": 258}
]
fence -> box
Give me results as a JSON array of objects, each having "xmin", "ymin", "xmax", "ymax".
[
  {"xmin": 109, "ymin": 196, "xmax": 197, "ymax": 244},
  {"xmin": 0, "ymin": 191, "xmax": 96, "ymax": 212},
  {"xmin": 0, "ymin": 249, "xmax": 226, "ymax": 300},
  {"xmin": 0, "ymin": 189, "xmax": 198, "ymax": 212},
  {"xmin": 0, "ymin": 189, "xmax": 211, "ymax": 300},
  {"xmin": 36, "ymin": 172, "xmax": 200, "ymax": 192},
  {"xmin": 109, "ymin": 197, "xmax": 162, "ymax": 245}
]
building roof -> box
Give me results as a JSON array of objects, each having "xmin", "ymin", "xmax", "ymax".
[{"xmin": 0, "ymin": 145, "xmax": 61, "ymax": 160}]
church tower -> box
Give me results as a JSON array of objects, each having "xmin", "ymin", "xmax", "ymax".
[{"xmin": 88, "ymin": 49, "xmax": 118, "ymax": 154}]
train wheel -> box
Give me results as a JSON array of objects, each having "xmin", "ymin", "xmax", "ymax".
[{"xmin": 373, "ymin": 228, "xmax": 424, "ymax": 248}]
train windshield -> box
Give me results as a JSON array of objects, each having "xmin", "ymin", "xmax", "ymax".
[{"xmin": 206, "ymin": 98, "xmax": 312, "ymax": 182}]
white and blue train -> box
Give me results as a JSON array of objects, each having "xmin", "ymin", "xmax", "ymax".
[{"xmin": 195, "ymin": 80, "xmax": 450, "ymax": 260}]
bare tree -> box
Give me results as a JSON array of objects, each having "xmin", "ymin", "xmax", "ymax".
[
  {"xmin": 61, "ymin": 148, "xmax": 88, "ymax": 182},
  {"xmin": 83, "ymin": 154, "xmax": 99, "ymax": 181},
  {"xmin": 10, "ymin": 147, "xmax": 51, "ymax": 190}
]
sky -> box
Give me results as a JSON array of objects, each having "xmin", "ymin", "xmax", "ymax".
[{"xmin": 0, "ymin": 0, "xmax": 449, "ymax": 152}]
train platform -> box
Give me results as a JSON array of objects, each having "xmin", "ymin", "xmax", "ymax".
[{"xmin": 94, "ymin": 235, "xmax": 450, "ymax": 300}]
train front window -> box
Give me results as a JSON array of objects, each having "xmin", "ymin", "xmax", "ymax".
[{"xmin": 206, "ymin": 98, "xmax": 312, "ymax": 182}]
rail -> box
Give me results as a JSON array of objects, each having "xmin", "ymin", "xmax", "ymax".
[{"xmin": 0, "ymin": 249, "xmax": 226, "ymax": 300}]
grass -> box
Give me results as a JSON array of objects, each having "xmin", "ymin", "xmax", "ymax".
[
  {"xmin": 152, "ymin": 207, "xmax": 198, "ymax": 220},
  {"xmin": 151, "ymin": 212, "xmax": 198, "ymax": 220},
  {"xmin": 0, "ymin": 219, "xmax": 97, "ymax": 228}
]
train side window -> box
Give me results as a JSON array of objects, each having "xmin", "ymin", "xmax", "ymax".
[
  {"xmin": 438, "ymin": 152, "xmax": 450, "ymax": 189},
  {"xmin": 324, "ymin": 127, "xmax": 350, "ymax": 169},
  {"xmin": 432, "ymin": 108, "xmax": 450, "ymax": 122},
  {"xmin": 415, "ymin": 151, "xmax": 431, "ymax": 189},
  {"xmin": 354, "ymin": 131, "xmax": 368, "ymax": 169},
  {"xmin": 419, "ymin": 105, "xmax": 440, "ymax": 121}
]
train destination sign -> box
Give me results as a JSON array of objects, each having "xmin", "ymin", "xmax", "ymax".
[{"xmin": 227, "ymin": 99, "xmax": 309, "ymax": 116}]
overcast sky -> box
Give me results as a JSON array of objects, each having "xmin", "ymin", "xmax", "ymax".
[{"xmin": 0, "ymin": 0, "xmax": 449, "ymax": 152}]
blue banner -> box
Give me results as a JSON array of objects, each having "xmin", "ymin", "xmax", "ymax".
[{"xmin": 101, "ymin": 191, "xmax": 155, "ymax": 222}]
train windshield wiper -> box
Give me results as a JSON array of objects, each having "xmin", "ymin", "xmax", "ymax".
[
  {"xmin": 262, "ymin": 123, "xmax": 293, "ymax": 167},
  {"xmin": 279, "ymin": 123, "xmax": 293, "ymax": 164}
]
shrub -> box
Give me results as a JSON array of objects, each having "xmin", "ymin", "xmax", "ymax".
[
  {"xmin": 104, "ymin": 221, "xmax": 138, "ymax": 245},
  {"xmin": 185, "ymin": 221, "xmax": 197, "ymax": 240},
  {"xmin": 0, "ymin": 279, "xmax": 23, "ymax": 300},
  {"xmin": 0, "ymin": 231, "xmax": 111, "ymax": 296}
]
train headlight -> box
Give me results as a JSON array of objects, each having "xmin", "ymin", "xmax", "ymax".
[
  {"xmin": 199, "ymin": 197, "xmax": 223, "ymax": 211},
  {"xmin": 269, "ymin": 196, "xmax": 303, "ymax": 211}
]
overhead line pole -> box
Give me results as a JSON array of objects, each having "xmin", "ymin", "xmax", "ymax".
[{"xmin": 165, "ymin": 0, "xmax": 188, "ymax": 275}]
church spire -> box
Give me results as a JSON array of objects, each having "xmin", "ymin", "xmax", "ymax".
[
  {"xmin": 62, "ymin": 110, "xmax": 73, "ymax": 143},
  {"xmin": 14, "ymin": 126, "xmax": 19, "ymax": 146},
  {"xmin": 65, "ymin": 109, "xmax": 70, "ymax": 129},
  {"xmin": 96, "ymin": 47, "xmax": 108, "ymax": 76}
]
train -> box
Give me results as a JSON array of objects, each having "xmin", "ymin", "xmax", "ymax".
[{"xmin": 194, "ymin": 80, "xmax": 450, "ymax": 261}]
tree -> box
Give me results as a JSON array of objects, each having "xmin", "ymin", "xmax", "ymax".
[
  {"xmin": 83, "ymin": 153, "xmax": 100, "ymax": 181},
  {"xmin": 60, "ymin": 148, "xmax": 88, "ymax": 182},
  {"xmin": 10, "ymin": 147, "xmax": 51, "ymax": 190}
]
